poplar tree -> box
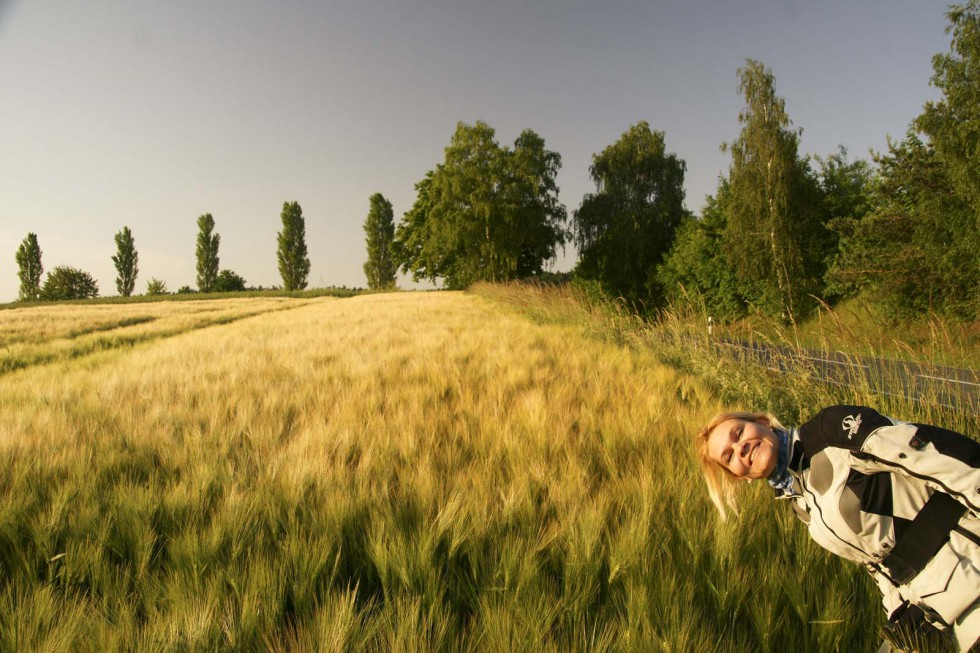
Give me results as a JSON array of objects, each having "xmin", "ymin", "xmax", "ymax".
[
  {"xmin": 363, "ymin": 193, "xmax": 397, "ymax": 290},
  {"xmin": 277, "ymin": 201, "xmax": 310, "ymax": 291},
  {"xmin": 722, "ymin": 60, "xmax": 825, "ymax": 320},
  {"xmin": 15, "ymin": 232, "xmax": 43, "ymax": 301},
  {"xmin": 112, "ymin": 226, "xmax": 139, "ymax": 297},
  {"xmin": 195, "ymin": 213, "xmax": 220, "ymax": 292}
]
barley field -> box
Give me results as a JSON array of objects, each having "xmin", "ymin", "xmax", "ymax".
[{"xmin": 0, "ymin": 291, "xmax": 882, "ymax": 651}]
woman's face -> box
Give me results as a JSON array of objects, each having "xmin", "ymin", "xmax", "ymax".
[{"xmin": 706, "ymin": 417, "xmax": 780, "ymax": 480}]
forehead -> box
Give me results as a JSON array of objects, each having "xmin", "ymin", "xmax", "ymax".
[{"xmin": 706, "ymin": 418, "xmax": 744, "ymax": 459}]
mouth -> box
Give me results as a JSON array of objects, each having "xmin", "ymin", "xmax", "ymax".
[{"xmin": 749, "ymin": 442, "xmax": 760, "ymax": 466}]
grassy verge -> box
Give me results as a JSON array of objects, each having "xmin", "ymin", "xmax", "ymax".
[{"xmin": 474, "ymin": 282, "xmax": 978, "ymax": 439}]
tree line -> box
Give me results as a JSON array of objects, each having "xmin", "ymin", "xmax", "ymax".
[
  {"xmin": 15, "ymin": 3, "xmax": 978, "ymax": 321},
  {"xmin": 15, "ymin": 202, "xmax": 312, "ymax": 301},
  {"xmin": 361, "ymin": 2, "xmax": 979, "ymax": 322}
]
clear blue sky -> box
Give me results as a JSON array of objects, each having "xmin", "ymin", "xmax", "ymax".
[{"xmin": 0, "ymin": 0, "xmax": 953, "ymax": 301}]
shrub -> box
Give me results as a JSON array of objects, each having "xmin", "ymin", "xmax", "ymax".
[
  {"xmin": 145, "ymin": 278, "xmax": 168, "ymax": 296},
  {"xmin": 39, "ymin": 266, "xmax": 99, "ymax": 301},
  {"xmin": 213, "ymin": 269, "xmax": 247, "ymax": 293}
]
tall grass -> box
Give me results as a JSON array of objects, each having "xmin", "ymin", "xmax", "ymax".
[
  {"xmin": 1, "ymin": 291, "xmax": 886, "ymax": 650},
  {"xmin": 476, "ymin": 282, "xmax": 978, "ymax": 438}
]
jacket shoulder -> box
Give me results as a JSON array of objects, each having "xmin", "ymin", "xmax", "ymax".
[{"xmin": 799, "ymin": 405, "xmax": 893, "ymax": 456}]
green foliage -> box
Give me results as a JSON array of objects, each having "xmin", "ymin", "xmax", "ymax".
[
  {"xmin": 811, "ymin": 148, "xmax": 875, "ymax": 302},
  {"xmin": 15, "ymin": 233, "xmax": 43, "ymax": 301},
  {"xmin": 827, "ymin": 3, "xmax": 980, "ymax": 321},
  {"xmin": 212, "ymin": 269, "xmax": 247, "ymax": 293},
  {"xmin": 574, "ymin": 121, "xmax": 687, "ymax": 308},
  {"xmin": 39, "ymin": 266, "xmax": 99, "ymax": 301},
  {"xmin": 146, "ymin": 278, "xmax": 169, "ymax": 296},
  {"xmin": 722, "ymin": 60, "xmax": 828, "ymax": 321},
  {"xmin": 362, "ymin": 193, "xmax": 397, "ymax": 290},
  {"xmin": 814, "ymin": 147, "xmax": 875, "ymax": 226},
  {"xmin": 277, "ymin": 201, "xmax": 310, "ymax": 291},
  {"xmin": 827, "ymin": 134, "xmax": 979, "ymax": 319},
  {"xmin": 195, "ymin": 214, "xmax": 220, "ymax": 293},
  {"xmin": 112, "ymin": 226, "xmax": 139, "ymax": 297},
  {"xmin": 917, "ymin": 1, "xmax": 980, "ymax": 216},
  {"xmin": 658, "ymin": 188, "xmax": 747, "ymax": 320},
  {"xmin": 393, "ymin": 121, "xmax": 567, "ymax": 289},
  {"xmin": 393, "ymin": 171, "xmax": 438, "ymax": 282},
  {"xmin": 176, "ymin": 285, "xmax": 196, "ymax": 294}
]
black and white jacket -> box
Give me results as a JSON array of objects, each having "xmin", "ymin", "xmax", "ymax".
[{"xmin": 781, "ymin": 405, "xmax": 980, "ymax": 650}]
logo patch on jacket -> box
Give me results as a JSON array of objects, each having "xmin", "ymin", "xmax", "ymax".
[{"xmin": 842, "ymin": 414, "xmax": 863, "ymax": 439}]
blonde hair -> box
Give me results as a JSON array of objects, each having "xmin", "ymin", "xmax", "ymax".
[{"xmin": 695, "ymin": 410, "xmax": 788, "ymax": 521}]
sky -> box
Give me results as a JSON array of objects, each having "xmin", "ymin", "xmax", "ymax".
[{"xmin": 0, "ymin": 0, "xmax": 955, "ymax": 301}]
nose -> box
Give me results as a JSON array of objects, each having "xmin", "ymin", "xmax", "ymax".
[{"xmin": 738, "ymin": 441, "xmax": 751, "ymax": 460}]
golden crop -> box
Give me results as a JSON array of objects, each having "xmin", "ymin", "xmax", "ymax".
[{"xmin": 0, "ymin": 291, "xmax": 880, "ymax": 651}]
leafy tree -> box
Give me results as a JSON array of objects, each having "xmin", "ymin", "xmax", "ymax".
[
  {"xmin": 815, "ymin": 147, "xmax": 875, "ymax": 227},
  {"xmin": 146, "ymin": 278, "xmax": 169, "ymax": 296},
  {"xmin": 827, "ymin": 3, "xmax": 980, "ymax": 320},
  {"xmin": 506, "ymin": 129, "xmax": 568, "ymax": 278},
  {"xmin": 722, "ymin": 60, "xmax": 827, "ymax": 320},
  {"xmin": 40, "ymin": 266, "xmax": 99, "ymax": 301},
  {"xmin": 812, "ymin": 148, "xmax": 876, "ymax": 301},
  {"xmin": 112, "ymin": 226, "xmax": 139, "ymax": 297},
  {"xmin": 658, "ymin": 185, "xmax": 747, "ymax": 320},
  {"xmin": 213, "ymin": 269, "xmax": 247, "ymax": 292},
  {"xmin": 196, "ymin": 214, "xmax": 220, "ymax": 292},
  {"xmin": 394, "ymin": 121, "xmax": 567, "ymax": 289},
  {"xmin": 15, "ymin": 232, "xmax": 43, "ymax": 301},
  {"xmin": 916, "ymin": 1, "xmax": 980, "ymax": 216},
  {"xmin": 827, "ymin": 134, "xmax": 978, "ymax": 319},
  {"xmin": 277, "ymin": 201, "xmax": 310, "ymax": 291},
  {"xmin": 363, "ymin": 193, "xmax": 397, "ymax": 290},
  {"xmin": 393, "ymin": 171, "xmax": 439, "ymax": 282},
  {"xmin": 573, "ymin": 121, "xmax": 686, "ymax": 308}
]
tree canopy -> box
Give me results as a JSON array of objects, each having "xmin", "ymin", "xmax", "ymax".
[
  {"xmin": 721, "ymin": 60, "xmax": 827, "ymax": 321},
  {"xmin": 827, "ymin": 3, "xmax": 980, "ymax": 320},
  {"xmin": 213, "ymin": 269, "xmax": 247, "ymax": 292},
  {"xmin": 393, "ymin": 121, "xmax": 567, "ymax": 289},
  {"xmin": 40, "ymin": 266, "xmax": 99, "ymax": 301},
  {"xmin": 658, "ymin": 186, "xmax": 746, "ymax": 320},
  {"xmin": 574, "ymin": 121, "xmax": 687, "ymax": 308}
]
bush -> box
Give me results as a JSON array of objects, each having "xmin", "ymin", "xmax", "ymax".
[
  {"xmin": 213, "ymin": 269, "xmax": 247, "ymax": 293},
  {"xmin": 145, "ymin": 278, "xmax": 168, "ymax": 296},
  {"xmin": 39, "ymin": 266, "xmax": 99, "ymax": 301}
]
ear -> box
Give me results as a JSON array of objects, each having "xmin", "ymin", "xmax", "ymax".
[{"xmin": 755, "ymin": 415, "xmax": 771, "ymax": 428}]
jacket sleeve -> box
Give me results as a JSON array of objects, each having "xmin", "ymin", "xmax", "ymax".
[
  {"xmin": 854, "ymin": 419, "xmax": 980, "ymax": 515},
  {"xmin": 868, "ymin": 564, "xmax": 905, "ymax": 618}
]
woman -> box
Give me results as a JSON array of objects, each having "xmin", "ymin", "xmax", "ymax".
[{"xmin": 697, "ymin": 404, "xmax": 980, "ymax": 652}]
